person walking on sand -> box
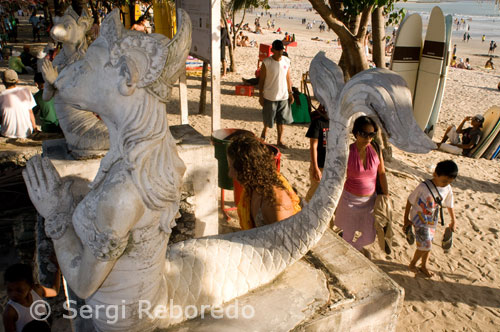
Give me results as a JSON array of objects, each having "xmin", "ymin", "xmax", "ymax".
[
  {"xmin": 258, "ymin": 39, "xmax": 294, "ymax": 149},
  {"xmin": 402, "ymin": 160, "xmax": 458, "ymax": 278}
]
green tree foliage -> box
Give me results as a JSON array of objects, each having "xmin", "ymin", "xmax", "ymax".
[{"xmin": 308, "ymin": 0, "xmax": 405, "ymax": 79}]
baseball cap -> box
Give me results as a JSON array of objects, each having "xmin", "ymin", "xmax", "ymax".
[
  {"xmin": 473, "ymin": 114, "xmax": 485, "ymax": 123},
  {"xmin": 3, "ymin": 69, "xmax": 18, "ymax": 83},
  {"xmin": 272, "ymin": 40, "xmax": 284, "ymax": 51}
]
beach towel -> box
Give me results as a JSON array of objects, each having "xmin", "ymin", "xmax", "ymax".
[{"xmin": 291, "ymin": 92, "xmax": 311, "ymax": 123}]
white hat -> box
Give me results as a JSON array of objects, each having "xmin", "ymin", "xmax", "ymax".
[{"xmin": 37, "ymin": 50, "xmax": 47, "ymax": 59}]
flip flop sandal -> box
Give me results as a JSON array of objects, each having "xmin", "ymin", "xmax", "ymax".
[
  {"xmin": 442, "ymin": 226, "xmax": 453, "ymax": 252},
  {"xmin": 404, "ymin": 225, "xmax": 415, "ymax": 245}
]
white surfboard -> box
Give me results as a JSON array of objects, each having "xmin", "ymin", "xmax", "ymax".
[
  {"xmin": 389, "ymin": 14, "xmax": 423, "ymax": 99},
  {"xmin": 425, "ymin": 14, "xmax": 453, "ymax": 138},
  {"xmin": 413, "ymin": 6, "xmax": 446, "ymax": 130}
]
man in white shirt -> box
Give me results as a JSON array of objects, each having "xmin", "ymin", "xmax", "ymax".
[
  {"xmin": 0, "ymin": 69, "xmax": 38, "ymax": 138},
  {"xmin": 258, "ymin": 40, "xmax": 294, "ymax": 149}
]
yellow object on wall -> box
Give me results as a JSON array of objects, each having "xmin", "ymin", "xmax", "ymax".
[
  {"xmin": 153, "ymin": 0, "xmax": 176, "ymax": 38},
  {"xmin": 135, "ymin": 4, "xmax": 142, "ymax": 21}
]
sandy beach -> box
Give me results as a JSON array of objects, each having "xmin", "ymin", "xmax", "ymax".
[
  {"xmin": 1, "ymin": 1, "xmax": 499, "ymax": 331},
  {"xmin": 164, "ymin": 2, "xmax": 500, "ymax": 331}
]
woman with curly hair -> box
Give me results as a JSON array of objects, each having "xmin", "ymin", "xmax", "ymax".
[{"xmin": 227, "ymin": 134, "xmax": 301, "ymax": 230}]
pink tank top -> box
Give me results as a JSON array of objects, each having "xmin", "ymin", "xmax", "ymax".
[{"xmin": 344, "ymin": 143, "xmax": 380, "ymax": 196}]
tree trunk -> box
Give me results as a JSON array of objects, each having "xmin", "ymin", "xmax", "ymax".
[
  {"xmin": 221, "ymin": 10, "xmax": 236, "ymax": 73},
  {"xmin": 199, "ymin": 61, "xmax": 209, "ymax": 114},
  {"xmin": 129, "ymin": 1, "xmax": 136, "ymax": 25},
  {"xmin": 339, "ymin": 37, "xmax": 368, "ymax": 79},
  {"xmin": 371, "ymin": 7, "xmax": 386, "ymax": 68}
]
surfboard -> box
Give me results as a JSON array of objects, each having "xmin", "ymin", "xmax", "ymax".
[
  {"xmin": 424, "ymin": 14, "xmax": 453, "ymax": 138},
  {"xmin": 482, "ymin": 130, "xmax": 500, "ymax": 159},
  {"xmin": 469, "ymin": 106, "xmax": 500, "ymax": 158},
  {"xmin": 413, "ymin": 6, "xmax": 446, "ymax": 130},
  {"xmin": 474, "ymin": 122, "xmax": 500, "ymax": 158},
  {"xmin": 390, "ymin": 14, "xmax": 423, "ymax": 99},
  {"xmin": 492, "ymin": 144, "xmax": 500, "ymax": 159}
]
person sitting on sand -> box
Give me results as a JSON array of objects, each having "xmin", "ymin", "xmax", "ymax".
[
  {"xmin": 227, "ymin": 134, "xmax": 301, "ymax": 230},
  {"xmin": 236, "ymin": 31, "xmax": 244, "ymax": 46},
  {"xmin": 450, "ymin": 55, "xmax": 457, "ymax": 67},
  {"xmin": 255, "ymin": 23, "xmax": 263, "ymax": 34},
  {"xmin": 456, "ymin": 58, "xmax": 466, "ymax": 69},
  {"xmin": 485, "ymin": 57, "xmax": 495, "ymax": 69},
  {"xmin": 130, "ymin": 16, "xmax": 148, "ymax": 33},
  {"xmin": 437, "ymin": 114, "xmax": 484, "ymax": 156},
  {"xmin": 464, "ymin": 58, "xmax": 472, "ymax": 70},
  {"xmin": 403, "ymin": 160, "xmax": 458, "ymax": 278}
]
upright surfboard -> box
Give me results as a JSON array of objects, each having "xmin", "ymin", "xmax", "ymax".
[
  {"xmin": 413, "ymin": 6, "xmax": 446, "ymax": 130},
  {"xmin": 469, "ymin": 106, "xmax": 500, "ymax": 158},
  {"xmin": 492, "ymin": 144, "xmax": 500, "ymax": 159},
  {"xmin": 482, "ymin": 130, "xmax": 500, "ymax": 159},
  {"xmin": 425, "ymin": 14, "xmax": 453, "ymax": 138},
  {"xmin": 390, "ymin": 14, "xmax": 423, "ymax": 99}
]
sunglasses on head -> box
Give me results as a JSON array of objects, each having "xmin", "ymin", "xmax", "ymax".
[{"xmin": 358, "ymin": 131, "xmax": 377, "ymax": 139}]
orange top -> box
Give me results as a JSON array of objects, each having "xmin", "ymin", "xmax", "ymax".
[{"xmin": 237, "ymin": 173, "xmax": 301, "ymax": 230}]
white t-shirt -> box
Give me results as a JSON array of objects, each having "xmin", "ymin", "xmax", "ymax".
[
  {"xmin": 262, "ymin": 55, "xmax": 290, "ymax": 101},
  {"xmin": 0, "ymin": 87, "xmax": 36, "ymax": 138},
  {"xmin": 408, "ymin": 181, "xmax": 453, "ymax": 229}
]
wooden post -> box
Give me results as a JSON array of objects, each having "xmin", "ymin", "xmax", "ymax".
[
  {"xmin": 211, "ymin": 0, "xmax": 221, "ymax": 131},
  {"xmin": 199, "ymin": 61, "xmax": 209, "ymax": 114},
  {"xmin": 179, "ymin": 70, "xmax": 189, "ymax": 125}
]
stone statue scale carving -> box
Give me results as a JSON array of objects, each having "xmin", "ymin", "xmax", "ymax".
[{"xmin": 24, "ymin": 9, "xmax": 435, "ymax": 332}]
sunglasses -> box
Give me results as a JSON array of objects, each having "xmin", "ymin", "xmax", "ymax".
[{"xmin": 358, "ymin": 131, "xmax": 377, "ymax": 139}]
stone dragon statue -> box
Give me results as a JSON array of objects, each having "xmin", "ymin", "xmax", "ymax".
[
  {"xmin": 23, "ymin": 9, "xmax": 435, "ymax": 332},
  {"xmin": 42, "ymin": 6, "xmax": 109, "ymax": 159}
]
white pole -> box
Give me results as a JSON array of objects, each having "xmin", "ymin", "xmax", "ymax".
[{"xmin": 211, "ymin": 0, "xmax": 221, "ymax": 132}]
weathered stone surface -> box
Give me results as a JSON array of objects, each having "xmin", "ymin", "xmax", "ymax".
[
  {"xmin": 42, "ymin": 6, "xmax": 109, "ymax": 158},
  {"xmin": 21, "ymin": 13, "xmax": 433, "ymax": 332}
]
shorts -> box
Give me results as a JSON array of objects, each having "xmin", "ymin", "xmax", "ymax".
[
  {"xmin": 439, "ymin": 126, "xmax": 463, "ymax": 155},
  {"xmin": 415, "ymin": 225, "xmax": 435, "ymax": 251},
  {"xmin": 447, "ymin": 126, "xmax": 460, "ymax": 145},
  {"xmin": 262, "ymin": 99, "xmax": 293, "ymax": 128}
]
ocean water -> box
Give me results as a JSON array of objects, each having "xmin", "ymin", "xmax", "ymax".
[
  {"xmin": 394, "ymin": 0, "xmax": 499, "ymax": 17},
  {"xmin": 394, "ymin": 0, "xmax": 500, "ymax": 38}
]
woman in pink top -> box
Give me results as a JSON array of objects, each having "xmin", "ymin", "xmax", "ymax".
[{"xmin": 335, "ymin": 116, "xmax": 389, "ymax": 256}]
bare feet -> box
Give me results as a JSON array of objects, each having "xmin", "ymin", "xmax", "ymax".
[
  {"xmin": 419, "ymin": 266, "xmax": 434, "ymax": 278},
  {"xmin": 408, "ymin": 264, "xmax": 418, "ymax": 273}
]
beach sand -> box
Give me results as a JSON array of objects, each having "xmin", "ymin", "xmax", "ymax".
[
  {"xmin": 164, "ymin": 3, "xmax": 500, "ymax": 331},
  {"xmin": 1, "ymin": 2, "xmax": 499, "ymax": 331}
]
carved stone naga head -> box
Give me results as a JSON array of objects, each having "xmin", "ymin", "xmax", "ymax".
[
  {"xmin": 54, "ymin": 8, "xmax": 192, "ymax": 113},
  {"xmin": 51, "ymin": 5, "xmax": 93, "ymax": 46}
]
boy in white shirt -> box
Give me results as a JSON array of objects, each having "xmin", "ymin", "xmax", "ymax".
[{"xmin": 403, "ymin": 160, "xmax": 458, "ymax": 277}]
